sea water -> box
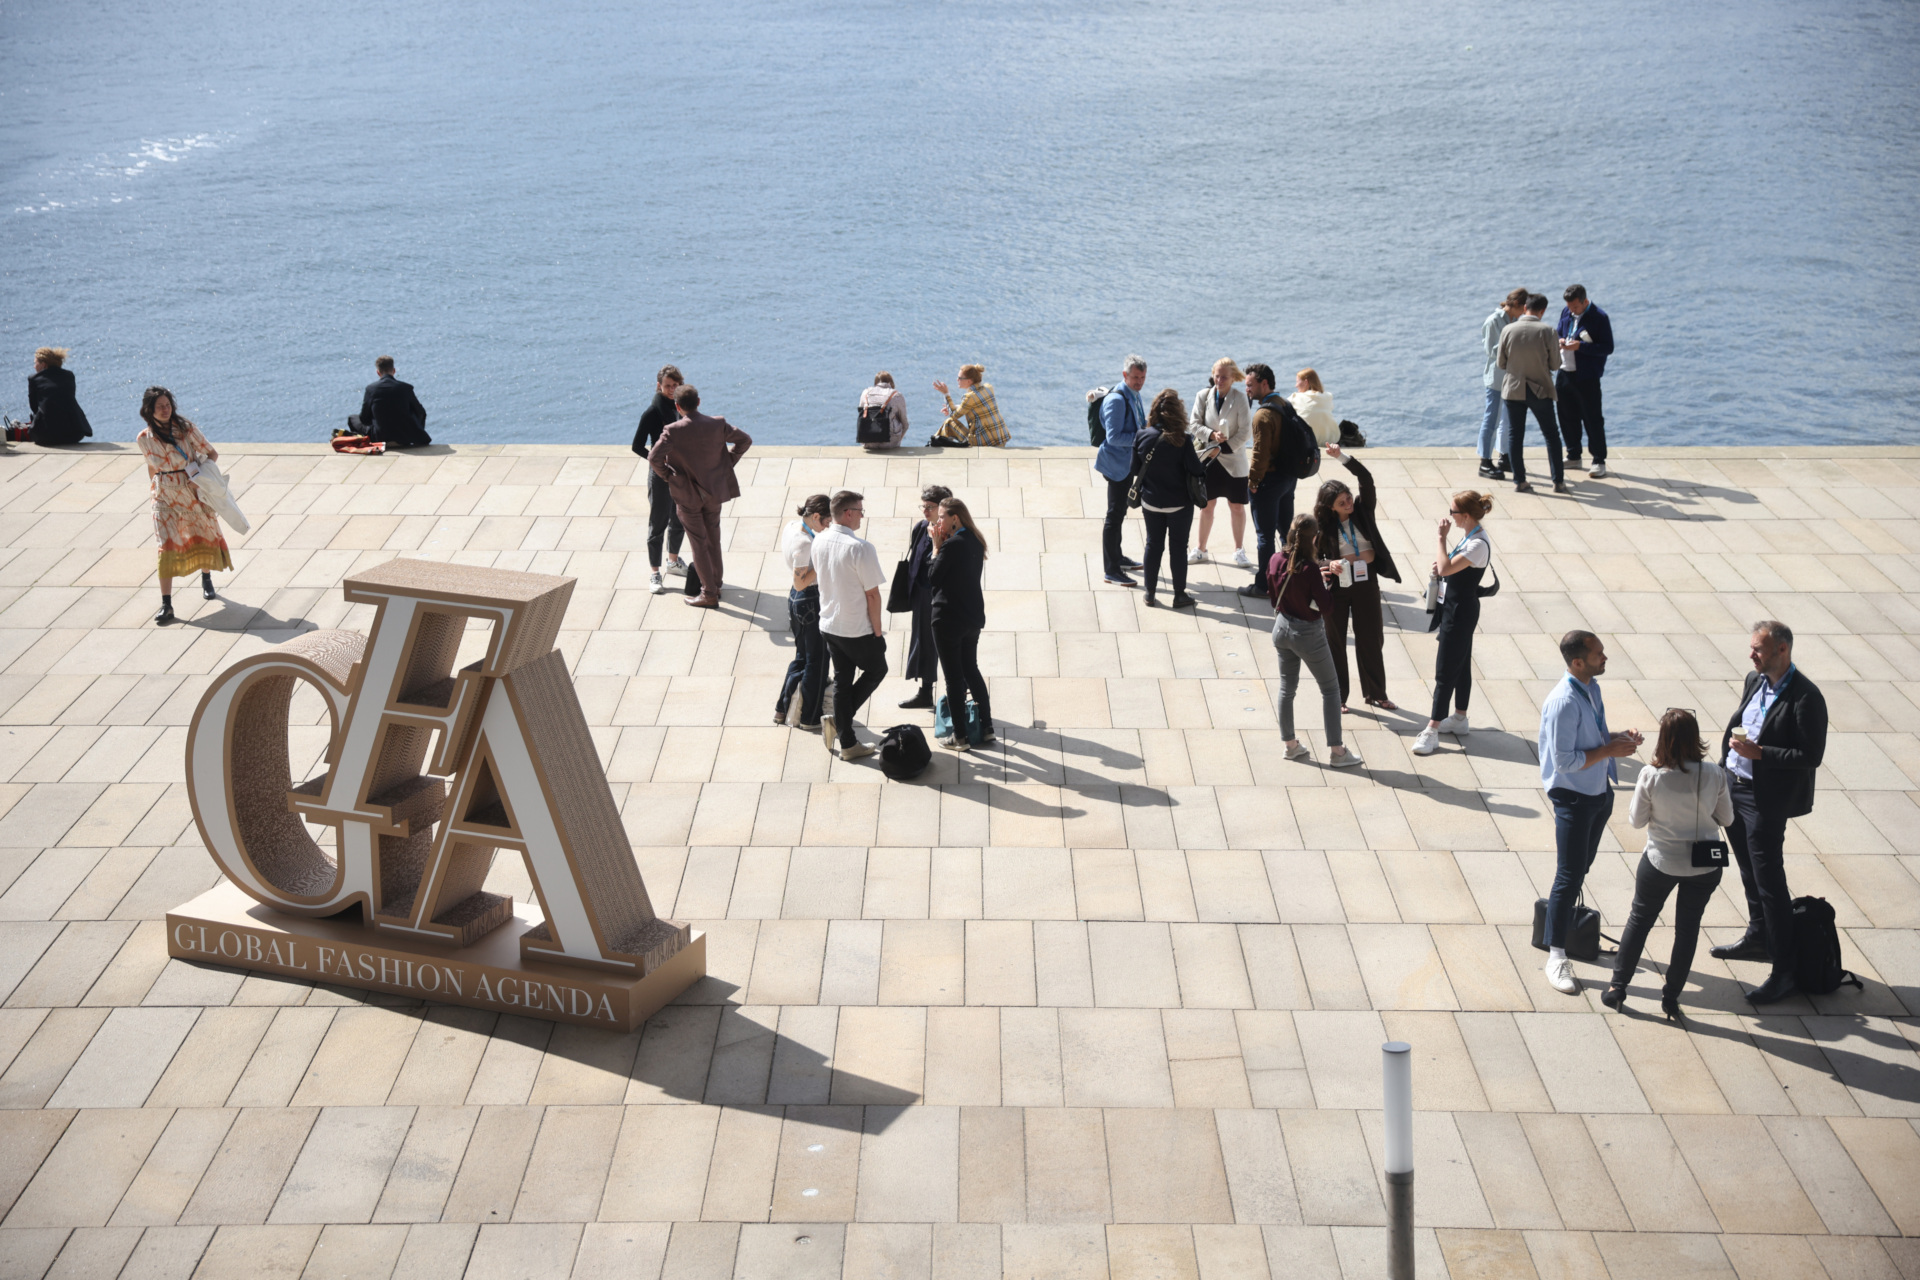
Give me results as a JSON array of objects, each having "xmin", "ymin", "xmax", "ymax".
[{"xmin": 3, "ymin": 0, "xmax": 1916, "ymax": 446}]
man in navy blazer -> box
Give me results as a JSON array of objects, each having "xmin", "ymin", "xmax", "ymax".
[
  {"xmin": 1555, "ymin": 285, "xmax": 1613, "ymax": 477},
  {"xmin": 351, "ymin": 356, "xmax": 432, "ymax": 448}
]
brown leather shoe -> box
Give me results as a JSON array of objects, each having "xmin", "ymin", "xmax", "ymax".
[{"xmin": 683, "ymin": 594, "xmax": 719, "ymax": 609}]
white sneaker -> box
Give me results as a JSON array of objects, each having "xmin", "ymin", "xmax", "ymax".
[
  {"xmin": 1545, "ymin": 956, "xmax": 1580, "ymax": 995},
  {"xmin": 649, "ymin": 570, "xmax": 665, "ymax": 594},
  {"xmin": 664, "ymin": 557, "xmax": 689, "ymax": 577},
  {"xmin": 1412, "ymin": 725, "xmax": 1440, "ymax": 756},
  {"xmin": 1285, "ymin": 741, "xmax": 1313, "ymax": 761},
  {"xmin": 1329, "ymin": 747, "xmax": 1365, "ymax": 769},
  {"xmin": 1188, "ymin": 549, "xmax": 1209, "ymax": 564},
  {"xmin": 1589, "ymin": 461, "xmax": 1608, "ymax": 479},
  {"xmin": 1232, "ymin": 548, "xmax": 1253, "ymax": 568},
  {"xmin": 1436, "ymin": 713, "xmax": 1470, "ymax": 735}
]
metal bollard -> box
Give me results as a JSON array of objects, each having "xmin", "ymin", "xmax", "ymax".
[{"xmin": 1383, "ymin": 1041, "xmax": 1413, "ymax": 1280}]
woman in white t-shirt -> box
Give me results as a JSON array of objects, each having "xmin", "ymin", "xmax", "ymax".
[
  {"xmin": 775, "ymin": 494, "xmax": 832, "ymax": 728},
  {"xmin": 1412, "ymin": 491, "xmax": 1493, "ymax": 756},
  {"xmin": 1604, "ymin": 709, "xmax": 1735, "ymax": 1020},
  {"xmin": 1289, "ymin": 368, "xmax": 1339, "ymax": 446}
]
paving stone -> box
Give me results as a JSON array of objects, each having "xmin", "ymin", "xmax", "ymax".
[{"xmin": 6, "ymin": 1106, "xmax": 171, "ymax": 1227}]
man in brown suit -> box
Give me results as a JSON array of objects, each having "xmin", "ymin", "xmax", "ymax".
[
  {"xmin": 1497, "ymin": 293, "xmax": 1567, "ymax": 494},
  {"xmin": 648, "ymin": 385, "xmax": 752, "ymax": 608}
]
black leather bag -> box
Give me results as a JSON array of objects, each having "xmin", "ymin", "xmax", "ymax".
[
  {"xmin": 886, "ymin": 561, "xmax": 912, "ymax": 614},
  {"xmin": 1531, "ymin": 892, "xmax": 1605, "ymax": 962}
]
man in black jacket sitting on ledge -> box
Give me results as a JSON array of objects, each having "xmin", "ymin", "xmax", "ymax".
[{"xmin": 349, "ymin": 355, "xmax": 431, "ymax": 448}]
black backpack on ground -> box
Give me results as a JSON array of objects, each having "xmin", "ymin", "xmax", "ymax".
[
  {"xmin": 856, "ymin": 396, "xmax": 893, "ymax": 444},
  {"xmin": 1787, "ymin": 896, "xmax": 1863, "ymax": 995},
  {"xmin": 879, "ymin": 724, "xmax": 931, "ymax": 780},
  {"xmin": 1087, "ymin": 388, "xmax": 1110, "ymax": 447},
  {"xmin": 1269, "ymin": 397, "xmax": 1321, "ymax": 481}
]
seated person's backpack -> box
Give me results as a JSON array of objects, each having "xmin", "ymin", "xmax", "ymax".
[
  {"xmin": 857, "ymin": 389, "xmax": 896, "ymax": 444},
  {"xmin": 879, "ymin": 724, "xmax": 931, "ymax": 780}
]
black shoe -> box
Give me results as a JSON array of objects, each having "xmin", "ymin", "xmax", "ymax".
[
  {"xmin": 1236, "ymin": 582, "xmax": 1267, "ymax": 598},
  {"xmin": 1171, "ymin": 593, "xmax": 1197, "ymax": 609},
  {"xmin": 153, "ymin": 601, "xmax": 175, "ymax": 625},
  {"xmin": 201, "ymin": 573, "xmax": 217, "ymax": 600},
  {"xmin": 1477, "ymin": 459, "xmax": 1499, "ymax": 479},
  {"xmin": 1600, "ymin": 984, "xmax": 1626, "ymax": 1011},
  {"xmin": 1120, "ymin": 557, "xmax": 1144, "ymax": 570},
  {"xmin": 899, "ymin": 690, "xmax": 935, "ymax": 710},
  {"xmin": 1746, "ymin": 972, "xmax": 1800, "ymax": 1005},
  {"xmin": 1104, "ymin": 573, "xmax": 1137, "ymax": 587},
  {"xmin": 1513, "ymin": 481, "xmax": 1534, "ymax": 493},
  {"xmin": 1661, "ymin": 993, "xmax": 1682, "ymax": 1022},
  {"xmin": 1710, "ymin": 934, "xmax": 1769, "ymax": 962},
  {"xmin": 1494, "ymin": 453, "xmax": 1510, "ymax": 474}
]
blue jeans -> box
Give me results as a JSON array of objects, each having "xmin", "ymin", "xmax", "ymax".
[
  {"xmin": 778, "ymin": 587, "xmax": 826, "ymax": 726},
  {"xmin": 1478, "ymin": 386, "xmax": 1508, "ymax": 459},
  {"xmin": 1545, "ymin": 787, "xmax": 1613, "ymax": 947}
]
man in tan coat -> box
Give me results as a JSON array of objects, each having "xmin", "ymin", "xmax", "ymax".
[
  {"xmin": 648, "ymin": 385, "xmax": 752, "ymax": 608},
  {"xmin": 1497, "ymin": 293, "xmax": 1567, "ymax": 494}
]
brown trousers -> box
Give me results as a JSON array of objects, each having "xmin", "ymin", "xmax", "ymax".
[
  {"xmin": 675, "ymin": 502, "xmax": 724, "ymax": 599},
  {"xmin": 1324, "ymin": 575, "xmax": 1389, "ymax": 704}
]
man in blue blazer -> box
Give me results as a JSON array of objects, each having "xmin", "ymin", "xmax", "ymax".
[
  {"xmin": 1555, "ymin": 285, "xmax": 1613, "ymax": 476},
  {"xmin": 1094, "ymin": 356, "xmax": 1148, "ymax": 586}
]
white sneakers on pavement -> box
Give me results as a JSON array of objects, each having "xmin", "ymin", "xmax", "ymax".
[
  {"xmin": 649, "ymin": 571, "xmax": 665, "ymax": 594},
  {"xmin": 1284, "ymin": 741, "xmax": 1313, "ymax": 761},
  {"xmin": 1329, "ymin": 748, "xmax": 1365, "ymax": 769},
  {"xmin": 664, "ymin": 557, "xmax": 689, "ymax": 577},
  {"xmin": 1188, "ymin": 549, "xmax": 1209, "ymax": 564},
  {"xmin": 1412, "ymin": 725, "xmax": 1440, "ymax": 755},
  {"xmin": 1437, "ymin": 713, "xmax": 1470, "ymax": 735},
  {"xmin": 1589, "ymin": 462, "xmax": 1609, "ymax": 479},
  {"xmin": 1545, "ymin": 956, "xmax": 1580, "ymax": 995},
  {"xmin": 1232, "ymin": 548, "xmax": 1253, "ymax": 568}
]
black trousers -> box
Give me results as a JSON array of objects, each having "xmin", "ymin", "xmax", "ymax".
[
  {"xmin": 1555, "ymin": 373, "xmax": 1606, "ymax": 462},
  {"xmin": 1611, "ymin": 854, "xmax": 1721, "ymax": 998},
  {"xmin": 904, "ymin": 588, "xmax": 937, "ymax": 691},
  {"xmin": 933, "ymin": 622, "xmax": 991, "ymax": 729},
  {"xmin": 1102, "ymin": 479, "xmax": 1132, "ymax": 576},
  {"xmin": 1248, "ymin": 477, "xmax": 1294, "ymax": 588},
  {"xmin": 1428, "ymin": 602, "xmax": 1478, "ymax": 721},
  {"xmin": 1504, "ymin": 396, "xmax": 1564, "ymax": 487},
  {"xmin": 823, "ymin": 632, "xmax": 889, "ymax": 747},
  {"xmin": 1325, "ymin": 576, "xmax": 1388, "ymax": 704},
  {"xmin": 647, "ymin": 470, "xmax": 686, "ymax": 569},
  {"xmin": 1727, "ymin": 777, "xmax": 1795, "ymax": 973},
  {"xmin": 1141, "ymin": 506, "xmax": 1193, "ymax": 598}
]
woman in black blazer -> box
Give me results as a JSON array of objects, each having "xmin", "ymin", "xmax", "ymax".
[
  {"xmin": 899, "ymin": 483, "xmax": 951, "ymax": 709},
  {"xmin": 20, "ymin": 348, "xmax": 92, "ymax": 445},
  {"xmin": 927, "ymin": 496, "xmax": 992, "ymax": 749},
  {"xmin": 1311, "ymin": 444, "xmax": 1400, "ymax": 712},
  {"xmin": 1130, "ymin": 388, "xmax": 1215, "ymax": 608}
]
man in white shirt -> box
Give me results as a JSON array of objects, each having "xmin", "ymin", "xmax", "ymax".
[{"xmin": 811, "ymin": 489, "xmax": 889, "ymax": 760}]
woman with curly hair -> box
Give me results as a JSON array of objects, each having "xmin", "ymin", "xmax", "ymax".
[
  {"xmin": 1311, "ymin": 444, "xmax": 1399, "ymax": 713},
  {"xmin": 136, "ymin": 386, "xmax": 231, "ymax": 624},
  {"xmin": 1130, "ymin": 387, "xmax": 1214, "ymax": 607}
]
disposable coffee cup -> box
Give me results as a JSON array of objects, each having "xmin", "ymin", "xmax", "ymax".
[{"xmin": 1730, "ymin": 727, "xmax": 1748, "ymax": 742}]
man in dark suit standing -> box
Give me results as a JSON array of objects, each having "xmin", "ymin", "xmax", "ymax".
[
  {"xmin": 1712, "ymin": 619, "xmax": 1828, "ymax": 1004},
  {"xmin": 648, "ymin": 385, "xmax": 751, "ymax": 609},
  {"xmin": 350, "ymin": 356, "xmax": 431, "ymax": 448},
  {"xmin": 1555, "ymin": 285, "xmax": 1615, "ymax": 477}
]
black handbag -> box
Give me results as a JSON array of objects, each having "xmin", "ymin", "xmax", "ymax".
[
  {"xmin": 1530, "ymin": 891, "xmax": 1610, "ymax": 963},
  {"xmin": 1687, "ymin": 765, "xmax": 1730, "ymax": 869},
  {"xmin": 886, "ymin": 559, "xmax": 912, "ymax": 613},
  {"xmin": 1126, "ymin": 436, "xmax": 1161, "ymax": 509}
]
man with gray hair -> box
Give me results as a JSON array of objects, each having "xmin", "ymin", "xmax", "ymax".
[
  {"xmin": 1711, "ymin": 620, "xmax": 1828, "ymax": 1004},
  {"xmin": 1093, "ymin": 355, "xmax": 1148, "ymax": 585}
]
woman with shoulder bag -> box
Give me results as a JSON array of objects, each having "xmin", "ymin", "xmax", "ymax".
[
  {"xmin": 1269, "ymin": 514, "xmax": 1364, "ymax": 768},
  {"xmin": 1412, "ymin": 490, "xmax": 1494, "ymax": 755},
  {"xmin": 1312, "ymin": 443, "xmax": 1399, "ymax": 713},
  {"xmin": 897, "ymin": 484, "xmax": 952, "ymax": 709},
  {"xmin": 1602, "ymin": 708, "xmax": 1735, "ymax": 1019},
  {"xmin": 1188, "ymin": 358, "xmax": 1252, "ymax": 568},
  {"xmin": 927, "ymin": 497, "xmax": 993, "ymax": 750},
  {"xmin": 136, "ymin": 386, "xmax": 231, "ymax": 624},
  {"xmin": 1131, "ymin": 388, "xmax": 1213, "ymax": 608}
]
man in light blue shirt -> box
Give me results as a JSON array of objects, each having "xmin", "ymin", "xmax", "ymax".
[
  {"xmin": 1095, "ymin": 355, "xmax": 1148, "ymax": 586},
  {"xmin": 1536, "ymin": 630, "xmax": 1643, "ymax": 995},
  {"xmin": 1479, "ymin": 288, "xmax": 1527, "ymax": 477}
]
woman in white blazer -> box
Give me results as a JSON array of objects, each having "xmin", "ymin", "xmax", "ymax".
[
  {"xmin": 1290, "ymin": 368, "xmax": 1340, "ymax": 446},
  {"xmin": 1188, "ymin": 358, "xmax": 1252, "ymax": 568},
  {"xmin": 1603, "ymin": 708, "xmax": 1735, "ymax": 1021}
]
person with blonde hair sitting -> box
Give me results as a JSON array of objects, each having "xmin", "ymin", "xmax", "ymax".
[
  {"xmin": 932, "ymin": 363, "xmax": 1008, "ymax": 447},
  {"xmin": 1289, "ymin": 368, "xmax": 1339, "ymax": 446}
]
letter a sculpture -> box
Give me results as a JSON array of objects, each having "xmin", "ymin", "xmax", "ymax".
[{"xmin": 169, "ymin": 559, "xmax": 703, "ymax": 1029}]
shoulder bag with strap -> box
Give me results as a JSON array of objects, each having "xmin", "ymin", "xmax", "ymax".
[
  {"xmin": 1126, "ymin": 434, "xmax": 1163, "ymax": 509},
  {"xmin": 1688, "ymin": 765, "xmax": 1730, "ymax": 869}
]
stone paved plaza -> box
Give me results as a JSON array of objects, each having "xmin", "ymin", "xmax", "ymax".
[{"xmin": 1, "ymin": 441, "xmax": 1918, "ymax": 1280}]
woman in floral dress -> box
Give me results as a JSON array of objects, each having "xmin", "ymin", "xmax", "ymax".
[{"xmin": 137, "ymin": 386, "xmax": 231, "ymax": 624}]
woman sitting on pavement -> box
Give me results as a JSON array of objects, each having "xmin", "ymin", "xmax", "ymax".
[
  {"xmin": 1188, "ymin": 358, "xmax": 1252, "ymax": 569},
  {"xmin": 1131, "ymin": 388, "xmax": 1214, "ymax": 608},
  {"xmin": 1289, "ymin": 368, "xmax": 1340, "ymax": 446},
  {"xmin": 931, "ymin": 364, "xmax": 1008, "ymax": 447},
  {"xmin": 927, "ymin": 496, "xmax": 993, "ymax": 750},
  {"xmin": 1269, "ymin": 513, "xmax": 1364, "ymax": 768},
  {"xmin": 1602, "ymin": 708, "xmax": 1734, "ymax": 1020},
  {"xmin": 776, "ymin": 493, "xmax": 832, "ymax": 730},
  {"xmin": 13, "ymin": 347, "xmax": 93, "ymax": 445},
  {"xmin": 1312, "ymin": 444, "xmax": 1399, "ymax": 713},
  {"xmin": 857, "ymin": 373, "xmax": 909, "ymax": 450}
]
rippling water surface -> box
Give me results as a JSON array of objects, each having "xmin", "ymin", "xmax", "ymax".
[{"xmin": 3, "ymin": 1, "xmax": 1916, "ymax": 446}]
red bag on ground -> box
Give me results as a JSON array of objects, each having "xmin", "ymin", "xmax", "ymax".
[{"xmin": 331, "ymin": 435, "xmax": 385, "ymax": 455}]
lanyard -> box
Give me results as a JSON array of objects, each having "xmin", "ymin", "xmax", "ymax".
[
  {"xmin": 1758, "ymin": 665, "xmax": 1794, "ymax": 713},
  {"xmin": 1339, "ymin": 517, "xmax": 1359, "ymax": 555},
  {"xmin": 1449, "ymin": 528, "xmax": 1481, "ymax": 561},
  {"xmin": 1566, "ymin": 674, "xmax": 1597, "ymax": 713}
]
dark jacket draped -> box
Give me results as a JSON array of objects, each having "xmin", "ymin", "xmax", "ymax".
[{"xmin": 27, "ymin": 367, "xmax": 92, "ymax": 445}]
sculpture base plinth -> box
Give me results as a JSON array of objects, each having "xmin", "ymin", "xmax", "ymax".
[{"xmin": 166, "ymin": 881, "xmax": 704, "ymax": 1031}]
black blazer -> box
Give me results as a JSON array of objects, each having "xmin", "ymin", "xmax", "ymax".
[
  {"xmin": 1130, "ymin": 426, "xmax": 1207, "ymax": 508},
  {"xmin": 927, "ymin": 527, "xmax": 986, "ymax": 630},
  {"xmin": 27, "ymin": 367, "xmax": 92, "ymax": 445},
  {"xmin": 1720, "ymin": 667, "xmax": 1827, "ymax": 818},
  {"xmin": 1321, "ymin": 455, "xmax": 1400, "ymax": 583},
  {"xmin": 631, "ymin": 391, "xmax": 676, "ymax": 458},
  {"xmin": 360, "ymin": 376, "xmax": 431, "ymax": 447},
  {"xmin": 905, "ymin": 519, "xmax": 936, "ymax": 598}
]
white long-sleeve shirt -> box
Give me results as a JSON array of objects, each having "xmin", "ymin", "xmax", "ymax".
[{"xmin": 1627, "ymin": 761, "xmax": 1735, "ymax": 876}]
